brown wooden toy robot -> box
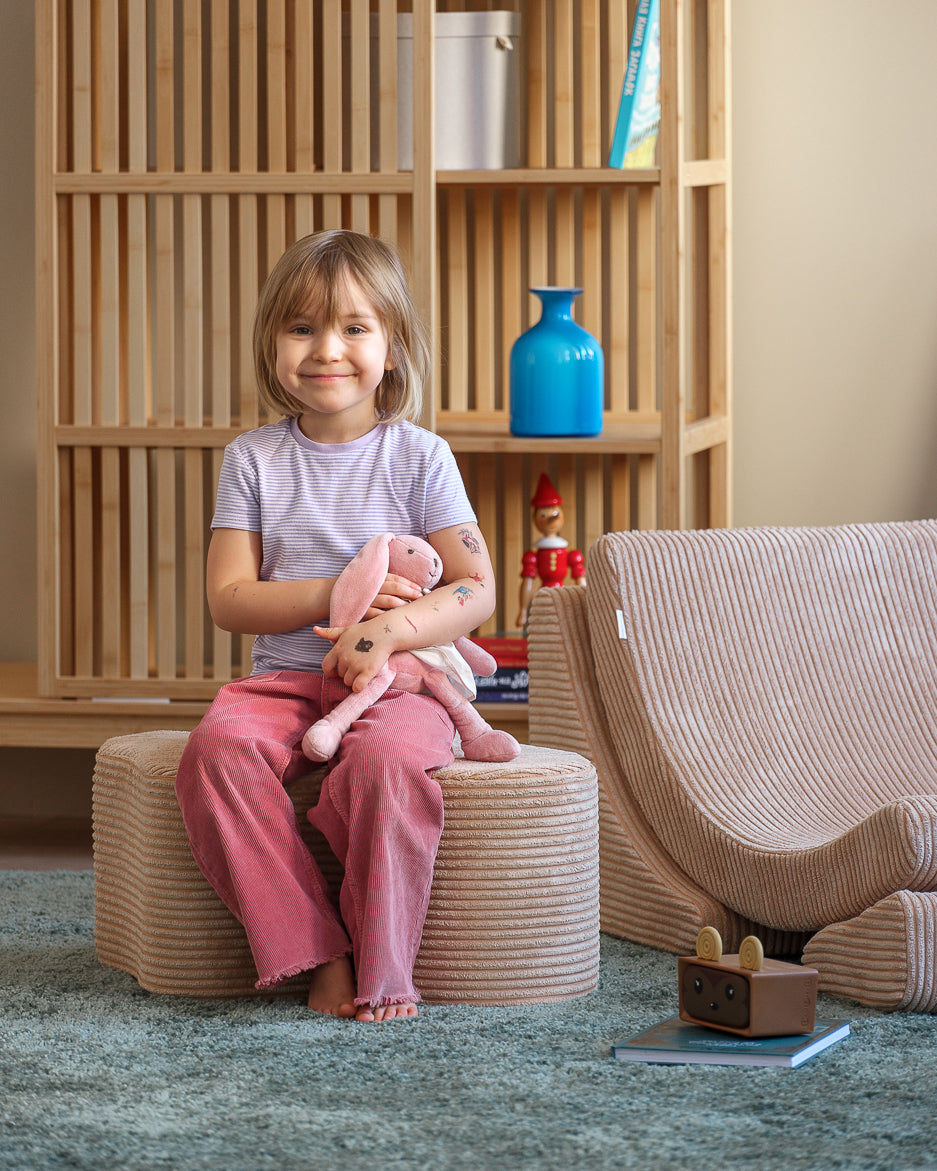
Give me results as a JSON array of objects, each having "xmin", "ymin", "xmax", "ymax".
[{"xmin": 678, "ymin": 927, "xmax": 819, "ymax": 1038}]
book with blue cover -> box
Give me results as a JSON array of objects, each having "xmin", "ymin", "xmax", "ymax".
[
  {"xmin": 611, "ymin": 1015, "xmax": 850, "ymax": 1068},
  {"xmin": 608, "ymin": 0, "xmax": 661, "ymax": 169}
]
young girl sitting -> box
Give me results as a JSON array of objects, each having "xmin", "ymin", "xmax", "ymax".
[{"xmin": 175, "ymin": 230, "xmax": 498, "ymax": 1023}]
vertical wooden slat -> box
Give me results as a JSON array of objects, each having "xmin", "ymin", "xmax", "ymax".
[
  {"xmin": 126, "ymin": 0, "xmax": 149, "ymax": 679},
  {"xmin": 554, "ymin": 189, "xmax": 576, "ymax": 289},
  {"xmin": 500, "ymin": 189, "xmax": 522, "ymax": 416},
  {"xmin": 581, "ymin": 189, "xmax": 603, "ymax": 405},
  {"xmin": 707, "ymin": 0, "xmax": 732, "ymax": 527},
  {"xmin": 609, "ymin": 454, "xmax": 632, "ymax": 532},
  {"xmin": 502, "ymin": 455, "xmax": 525, "ymax": 633},
  {"xmin": 36, "ymin": 0, "xmax": 59, "ymax": 693},
  {"xmin": 445, "ymin": 189, "xmax": 469, "ymax": 412},
  {"xmin": 473, "ymin": 189, "xmax": 496, "ymax": 415},
  {"xmin": 321, "ymin": 0, "xmax": 343, "ymax": 227},
  {"xmin": 608, "ymin": 188, "xmax": 629, "ymax": 414},
  {"xmin": 411, "ymin": 0, "xmax": 436, "ymax": 427},
  {"xmin": 211, "ymin": 447, "xmax": 232, "ymax": 680},
  {"xmin": 155, "ymin": 448, "xmax": 177, "ymax": 678},
  {"xmin": 238, "ymin": 2, "xmax": 260, "ymax": 428},
  {"xmin": 183, "ymin": 0, "xmax": 206, "ymax": 677},
  {"xmin": 238, "ymin": 198, "xmax": 259, "ymax": 428},
  {"xmin": 293, "ymin": 0, "xmax": 316, "ymax": 235},
  {"xmin": 526, "ymin": 0, "xmax": 548, "ymax": 167},
  {"xmin": 210, "ymin": 200, "xmax": 232, "ymax": 429},
  {"xmin": 659, "ymin": 0, "xmax": 687, "ymax": 528},
  {"xmin": 100, "ymin": 445, "xmax": 122, "ymax": 676},
  {"xmin": 475, "ymin": 453, "xmax": 498, "ymax": 636},
  {"xmin": 377, "ymin": 0, "xmax": 397, "ymax": 251},
  {"xmin": 266, "ymin": 0, "xmax": 288, "ymax": 251},
  {"xmin": 580, "ymin": 0, "xmax": 602, "ymax": 167},
  {"xmin": 72, "ymin": 448, "xmax": 95, "ymax": 676},
  {"xmin": 349, "ymin": 0, "xmax": 371, "ymax": 231},
  {"xmin": 183, "ymin": 0, "xmax": 202, "ymax": 173},
  {"xmin": 635, "ymin": 188, "xmax": 657, "ymax": 415},
  {"xmin": 553, "ymin": 0, "xmax": 575, "ymax": 168},
  {"xmin": 293, "ymin": 0, "xmax": 315, "ymax": 174},
  {"xmin": 185, "ymin": 450, "xmax": 205, "ymax": 677},
  {"xmin": 211, "ymin": 0, "xmax": 231, "ymax": 173}
]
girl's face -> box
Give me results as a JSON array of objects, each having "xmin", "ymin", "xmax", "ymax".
[{"xmin": 275, "ymin": 275, "xmax": 394, "ymax": 443}]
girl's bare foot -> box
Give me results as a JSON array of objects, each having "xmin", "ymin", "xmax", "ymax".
[
  {"xmin": 355, "ymin": 1001, "xmax": 419, "ymax": 1023},
  {"xmin": 307, "ymin": 955, "xmax": 356, "ymax": 1018}
]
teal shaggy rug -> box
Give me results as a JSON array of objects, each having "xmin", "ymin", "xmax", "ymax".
[{"xmin": 1, "ymin": 871, "xmax": 935, "ymax": 1170}]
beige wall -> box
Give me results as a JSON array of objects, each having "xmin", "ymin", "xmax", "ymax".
[
  {"xmin": 2, "ymin": 2, "xmax": 937, "ymax": 667},
  {"xmin": 732, "ymin": 0, "xmax": 937, "ymax": 527}
]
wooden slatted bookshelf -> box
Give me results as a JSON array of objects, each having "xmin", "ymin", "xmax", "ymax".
[{"xmin": 31, "ymin": 0, "xmax": 731, "ymax": 744}]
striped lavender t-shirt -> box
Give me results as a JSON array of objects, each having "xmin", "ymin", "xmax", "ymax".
[{"xmin": 212, "ymin": 416, "xmax": 476, "ymax": 675}]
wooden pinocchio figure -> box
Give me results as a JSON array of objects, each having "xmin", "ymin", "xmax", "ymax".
[{"xmin": 516, "ymin": 473, "xmax": 586, "ymax": 629}]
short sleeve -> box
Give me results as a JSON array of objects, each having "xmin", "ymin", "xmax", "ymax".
[{"xmin": 211, "ymin": 443, "xmax": 262, "ymax": 531}]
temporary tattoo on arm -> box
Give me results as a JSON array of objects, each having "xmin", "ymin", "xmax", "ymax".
[
  {"xmin": 355, "ymin": 638, "xmax": 374, "ymax": 653},
  {"xmin": 405, "ymin": 616, "xmax": 418, "ymax": 633},
  {"xmin": 384, "ymin": 623, "xmax": 393, "ymax": 634},
  {"xmin": 453, "ymin": 586, "xmax": 474, "ymax": 607},
  {"xmin": 459, "ymin": 529, "xmax": 481, "ymax": 555},
  {"xmin": 469, "ymin": 572, "xmax": 485, "ymax": 586}
]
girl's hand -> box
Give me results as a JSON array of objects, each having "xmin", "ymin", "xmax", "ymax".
[
  {"xmin": 314, "ymin": 620, "xmax": 395, "ymax": 692},
  {"xmin": 363, "ymin": 574, "xmax": 423, "ymax": 620}
]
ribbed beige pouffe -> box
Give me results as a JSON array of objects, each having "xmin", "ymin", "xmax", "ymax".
[{"xmin": 92, "ymin": 731, "xmax": 600, "ymax": 1005}]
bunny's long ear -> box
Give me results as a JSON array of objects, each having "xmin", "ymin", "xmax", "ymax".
[{"xmin": 328, "ymin": 532, "xmax": 394, "ymax": 626}]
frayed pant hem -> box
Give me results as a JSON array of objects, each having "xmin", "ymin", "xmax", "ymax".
[
  {"xmin": 353, "ymin": 992, "xmax": 422, "ymax": 1009},
  {"xmin": 255, "ymin": 950, "xmax": 352, "ymax": 991}
]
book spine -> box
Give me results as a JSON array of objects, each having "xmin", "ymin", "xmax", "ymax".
[
  {"xmin": 474, "ymin": 667, "xmax": 529, "ymax": 692},
  {"xmin": 608, "ymin": 0, "xmax": 657, "ymax": 169},
  {"xmin": 474, "ymin": 690, "xmax": 529, "ymax": 704}
]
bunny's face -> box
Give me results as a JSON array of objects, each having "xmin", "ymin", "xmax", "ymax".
[{"xmin": 387, "ymin": 535, "xmax": 442, "ymax": 591}]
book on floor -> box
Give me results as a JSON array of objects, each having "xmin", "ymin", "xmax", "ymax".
[{"xmin": 611, "ymin": 1015, "xmax": 850, "ymax": 1068}]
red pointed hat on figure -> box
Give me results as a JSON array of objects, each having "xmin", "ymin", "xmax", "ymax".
[{"xmin": 530, "ymin": 473, "xmax": 563, "ymax": 509}]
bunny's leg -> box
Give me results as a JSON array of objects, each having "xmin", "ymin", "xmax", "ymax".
[
  {"xmin": 422, "ymin": 670, "xmax": 521, "ymax": 762},
  {"xmin": 301, "ymin": 667, "xmax": 394, "ymax": 761}
]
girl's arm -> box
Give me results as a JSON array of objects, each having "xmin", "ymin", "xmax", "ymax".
[
  {"xmin": 317, "ymin": 521, "xmax": 497, "ymax": 690},
  {"xmin": 207, "ymin": 528, "xmax": 421, "ymax": 635}
]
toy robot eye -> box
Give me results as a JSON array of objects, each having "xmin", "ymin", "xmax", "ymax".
[
  {"xmin": 725, "ymin": 983, "xmax": 735, "ymax": 1001},
  {"xmin": 693, "ymin": 977, "xmax": 703, "ymax": 994}
]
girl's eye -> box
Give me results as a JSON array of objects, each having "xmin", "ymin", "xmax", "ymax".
[{"xmin": 346, "ymin": 325, "xmax": 366, "ymax": 336}]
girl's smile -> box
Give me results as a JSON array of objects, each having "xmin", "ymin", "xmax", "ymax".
[{"xmin": 276, "ymin": 277, "xmax": 394, "ymax": 443}]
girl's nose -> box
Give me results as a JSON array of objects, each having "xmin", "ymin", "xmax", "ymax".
[{"xmin": 312, "ymin": 327, "xmax": 343, "ymax": 362}]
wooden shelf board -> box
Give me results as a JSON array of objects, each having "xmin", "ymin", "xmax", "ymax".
[
  {"xmin": 0, "ymin": 664, "xmax": 529, "ymax": 748},
  {"xmin": 0, "ymin": 664, "xmax": 209, "ymax": 748},
  {"xmin": 439, "ymin": 419, "xmax": 663, "ymax": 455}
]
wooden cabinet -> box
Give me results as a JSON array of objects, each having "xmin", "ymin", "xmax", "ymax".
[{"xmin": 34, "ymin": 0, "xmax": 730, "ymax": 699}]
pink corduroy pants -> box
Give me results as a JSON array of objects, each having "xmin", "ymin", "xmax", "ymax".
[{"xmin": 174, "ymin": 670, "xmax": 455, "ymax": 1007}]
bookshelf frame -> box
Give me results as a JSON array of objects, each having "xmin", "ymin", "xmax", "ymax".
[{"xmin": 34, "ymin": 0, "xmax": 731, "ymax": 701}]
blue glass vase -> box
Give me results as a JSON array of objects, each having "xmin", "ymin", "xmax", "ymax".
[{"xmin": 509, "ymin": 287, "xmax": 604, "ymax": 437}]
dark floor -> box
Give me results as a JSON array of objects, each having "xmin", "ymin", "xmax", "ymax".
[{"xmin": 0, "ymin": 817, "xmax": 93, "ymax": 870}]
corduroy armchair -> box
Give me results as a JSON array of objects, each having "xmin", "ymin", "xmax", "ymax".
[{"xmin": 527, "ymin": 520, "xmax": 937, "ymax": 1012}]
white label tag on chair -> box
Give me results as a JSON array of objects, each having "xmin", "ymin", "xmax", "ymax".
[{"xmin": 616, "ymin": 609, "xmax": 628, "ymax": 640}]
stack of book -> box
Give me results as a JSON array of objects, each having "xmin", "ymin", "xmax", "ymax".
[{"xmin": 472, "ymin": 637, "xmax": 529, "ymax": 703}]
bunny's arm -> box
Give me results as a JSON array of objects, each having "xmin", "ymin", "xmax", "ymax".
[{"xmin": 318, "ymin": 522, "xmax": 496, "ymax": 692}]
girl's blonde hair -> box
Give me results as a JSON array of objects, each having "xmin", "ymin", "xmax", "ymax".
[{"xmin": 252, "ymin": 230, "xmax": 430, "ymax": 424}]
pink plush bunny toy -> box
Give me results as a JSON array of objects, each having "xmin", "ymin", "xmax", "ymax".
[{"xmin": 302, "ymin": 533, "xmax": 522, "ymax": 764}]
